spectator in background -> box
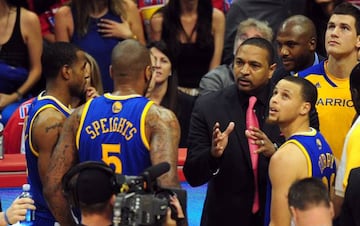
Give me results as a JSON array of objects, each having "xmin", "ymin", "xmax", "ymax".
[
  {"xmin": 26, "ymin": 0, "xmax": 68, "ymax": 43},
  {"xmin": 305, "ymin": 0, "xmax": 344, "ymax": 57},
  {"xmin": 339, "ymin": 167, "xmax": 360, "ymax": 226},
  {"xmin": 147, "ymin": 41, "xmax": 195, "ymax": 147},
  {"xmin": 2, "ymin": 51, "xmax": 103, "ymax": 155},
  {"xmin": 288, "ymin": 177, "xmax": 334, "ymax": 226},
  {"xmin": 0, "ymin": 197, "xmax": 36, "ymax": 226},
  {"xmin": 222, "ymin": 0, "xmax": 307, "ymax": 65},
  {"xmin": 44, "ymin": 40, "xmax": 181, "ymax": 225},
  {"xmin": 55, "ymin": 0, "xmax": 145, "ymax": 92},
  {"xmin": 150, "ymin": 0, "xmax": 225, "ymax": 96},
  {"xmin": 184, "ymin": 38, "xmax": 282, "ymax": 226},
  {"xmin": 335, "ymin": 62, "xmax": 360, "ymax": 219},
  {"xmin": 267, "ymin": 76, "xmax": 336, "ymax": 226},
  {"xmin": 0, "ymin": 0, "xmax": 42, "ymax": 125},
  {"xmin": 272, "ymin": 14, "xmax": 325, "ymax": 86},
  {"xmin": 199, "ymin": 18, "xmax": 273, "ymax": 96},
  {"xmin": 297, "ymin": 3, "xmax": 359, "ymax": 176}
]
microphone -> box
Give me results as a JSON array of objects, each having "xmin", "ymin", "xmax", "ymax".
[
  {"xmin": 114, "ymin": 162, "xmax": 170, "ymax": 193},
  {"xmin": 141, "ymin": 162, "xmax": 170, "ymax": 182}
]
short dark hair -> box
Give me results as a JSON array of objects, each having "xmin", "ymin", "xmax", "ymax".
[
  {"xmin": 288, "ymin": 177, "xmax": 331, "ymax": 210},
  {"xmin": 282, "ymin": 76, "xmax": 318, "ymax": 111},
  {"xmin": 42, "ymin": 42, "xmax": 81, "ymax": 80},
  {"xmin": 237, "ymin": 37, "xmax": 275, "ymax": 65},
  {"xmin": 333, "ymin": 2, "xmax": 360, "ymax": 35}
]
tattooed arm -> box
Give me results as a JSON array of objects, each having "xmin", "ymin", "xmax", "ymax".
[
  {"xmin": 146, "ymin": 105, "xmax": 181, "ymax": 188},
  {"xmin": 43, "ymin": 106, "xmax": 84, "ymax": 226},
  {"xmin": 32, "ymin": 108, "xmax": 66, "ymax": 187}
]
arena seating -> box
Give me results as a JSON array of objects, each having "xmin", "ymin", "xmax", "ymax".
[{"xmin": 0, "ymin": 148, "xmax": 188, "ymax": 188}]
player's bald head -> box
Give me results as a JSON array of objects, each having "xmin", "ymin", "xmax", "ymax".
[
  {"xmin": 111, "ymin": 39, "xmax": 151, "ymax": 78},
  {"xmin": 279, "ymin": 15, "xmax": 317, "ymax": 40}
]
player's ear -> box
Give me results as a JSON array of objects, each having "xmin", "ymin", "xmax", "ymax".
[
  {"xmin": 300, "ymin": 102, "xmax": 311, "ymax": 116},
  {"xmin": 109, "ymin": 65, "xmax": 114, "ymax": 80},
  {"xmin": 144, "ymin": 65, "xmax": 153, "ymax": 83},
  {"xmin": 61, "ymin": 64, "xmax": 71, "ymax": 80}
]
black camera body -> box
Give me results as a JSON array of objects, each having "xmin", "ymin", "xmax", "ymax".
[
  {"xmin": 61, "ymin": 161, "xmax": 185, "ymax": 226},
  {"xmin": 113, "ymin": 192, "xmax": 169, "ymax": 226},
  {"xmin": 112, "ymin": 163, "xmax": 186, "ymax": 226}
]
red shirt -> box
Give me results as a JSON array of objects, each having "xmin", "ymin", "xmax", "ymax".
[{"xmin": 3, "ymin": 98, "xmax": 34, "ymax": 154}]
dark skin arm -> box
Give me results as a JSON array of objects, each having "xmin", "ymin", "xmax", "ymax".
[
  {"xmin": 43, "ymin": 106, "xmax": 84, "ymax": 226},
  {"xmin": 145, "ymin": 105, "xmax": 181, "ymax": 188},
  {"xmin": 32, "ymin": 108, "xmax": 65, "ymax": 186}
]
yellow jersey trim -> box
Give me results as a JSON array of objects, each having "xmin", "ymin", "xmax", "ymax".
[
  {"xmin": 29, "ymin": 105, "xmax": 62, "ymax": 157},
  {"xmin": 104, "ymin": 93, "xmax": 142, "ymax": 100},
  {"xmin": 283, "ymin": 139, "xmax": 312, "ymax": 177},
  {"xmin": 76, "ymin": 98, "xmax": 93, "ymax": 150},
  {"xmin": 140, "ymin": 101, "xmax": 154, "ymax": 151}
]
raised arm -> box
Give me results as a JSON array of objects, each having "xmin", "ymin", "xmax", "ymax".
[
  {"xmin": 19, "ymin": 9, "xmax": 42, "ymax": 98},
  {"xmin": 149, "ymin": 12, "xmax": 163, "ymax": 41},
  {"xmin": 209, "ymin": 8, "xmax": 225, "ymax": 70},
  {"xmin": 43, "ymin": 107, "xmax": 83, "ymax": 225},
  {"xmin": 146, "ymin": 105, "xmax": 181, "ymax": 188},
  {"xmin": 124, "ymin": 0, "xmax": 146, "ymax": 45},
  {"xmin": 54, "ymin": 6, "xmax": 73, "ymax": 42},
  {"xmin": 183, "ymin": 100, "xmax": 234, "ymax": 186}
]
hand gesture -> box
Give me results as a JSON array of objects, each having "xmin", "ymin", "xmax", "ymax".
[
  {"xmin": 0, "ymin": 93, "xmax": 17, "ymax": 110},
  {"xmin": 85, "ymin": 86, "xmax": 99, "ymax": 101},
  {"xmin": 211, "ymin": 122, "xmax": 235, "ymax": 158},
  {"xmin": 245, "ymin": 126, "xmax": 277, "ymax": 157},
  {"xmin": 97, "ymin": 18, "xmax": 133, "ymax": 39}
]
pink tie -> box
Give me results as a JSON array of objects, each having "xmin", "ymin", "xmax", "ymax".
[{"xmin": 246, "ymin": 96, "xmax": 259, "ymax": 213}]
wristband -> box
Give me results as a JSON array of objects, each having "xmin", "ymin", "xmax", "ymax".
[{"xmin": 4, "ymin": 209, "xmax": 13, "ymax": 225}]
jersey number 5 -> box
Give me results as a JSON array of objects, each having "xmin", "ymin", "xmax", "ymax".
[{"xmin": 102, "ymin": 143, "xmax": 122, "ymax": 173}]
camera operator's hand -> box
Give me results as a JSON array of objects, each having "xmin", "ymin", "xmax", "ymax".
[{"xmin": 163, "ymin": 195, "xmax": 186, "ymax": 226}]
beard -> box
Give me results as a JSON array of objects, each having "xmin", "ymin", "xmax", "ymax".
[{"xmin": 266, "ymin": 116, "xmax": 278, "ymax": 125}]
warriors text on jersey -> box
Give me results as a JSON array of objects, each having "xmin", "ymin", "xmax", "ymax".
[{"xmin": 297, "ymin": 61, "xmax": 356, "ymax": 160}]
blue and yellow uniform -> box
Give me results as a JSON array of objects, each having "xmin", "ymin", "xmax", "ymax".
[
  {"xmin": 297, "ymin": 61, "xmax": 356, "ymax": 160},
  {"xmin": 25, "ymin": 91, "xmax": 72, "ymax": 226},
  {"xmin": 264, "ymin": 128, "xmax": 336, "ymax": 226},
  {"xmin": 76, "ymin": 93, "xmax": 154, "ymax": 176}
]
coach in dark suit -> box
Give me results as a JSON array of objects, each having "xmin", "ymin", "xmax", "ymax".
[
  {"xmin": 183, "ymin": 38, "xmax": 284, "ymax": 226},
  {"xmin": 338, "ymin": 167, "xmax": 360, "ymax": 226}
]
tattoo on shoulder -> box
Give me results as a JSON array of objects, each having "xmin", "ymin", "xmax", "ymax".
[{"xmin": 45, "ymin": 122, "xmax": 63, "ymax": 133}]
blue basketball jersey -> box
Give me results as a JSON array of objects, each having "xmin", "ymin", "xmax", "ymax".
[
  {"xmin": 264, "ymin": 128, "xmax": 336, "ymax": 226},
  {"xmin": 76, "ymin": 94, "xmax": 154, "ymax": 176},
  {"xmin": 25, "ymin": 91, "xmax": 72, "ymax": 225},
  {"xmin": 287, "ymin": 129, "xmax": 336, "ymax": 187}
]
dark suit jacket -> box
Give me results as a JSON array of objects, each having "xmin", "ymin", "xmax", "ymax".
[
  {"xmin": 339, "ymin": 167, "xmax": 360, "ymax": 226},
  {"xmin": 183, "ymin": 84, "xmax": 284, "ymax": 226}
]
